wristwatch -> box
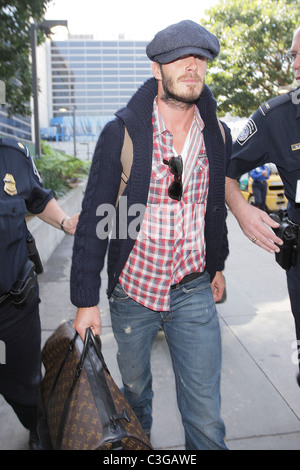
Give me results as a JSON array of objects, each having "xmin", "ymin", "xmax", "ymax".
[{"xmin": 60, "ymin": 216, "xmax": 71, "ymax": 235}]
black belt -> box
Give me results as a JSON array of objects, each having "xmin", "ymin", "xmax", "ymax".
[{"xmin": 170, "ymin": 271, "xmax": 204, "ymax": 290}]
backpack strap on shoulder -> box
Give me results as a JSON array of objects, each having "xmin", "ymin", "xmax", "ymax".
[
  {"xmin": 218, "ymin": 119, "xmax": 226, "ymax": 143},
  {"xmin": 116, "ymin": 126, "xmax": 133, "ymax": 205},
  {"xmin": 116, "ymin": 121, "xmax": 224, "ymax": 206}
]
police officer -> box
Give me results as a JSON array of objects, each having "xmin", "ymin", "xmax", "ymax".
[
  {"xmin": 0, "ymin": 137, "xmax": 79, "ymax": 449},
  {"xmin": 249, "ymin": 165, "xmax": 270, "ymax": 211},
  {"xmin": 225, "ymin": 26, "xmax": 300, "ymax": 381}
]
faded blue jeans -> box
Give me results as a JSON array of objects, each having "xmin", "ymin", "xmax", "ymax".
[{"xmin": 109, "ymin": 272, "xmax": 227, "ymax": 450}]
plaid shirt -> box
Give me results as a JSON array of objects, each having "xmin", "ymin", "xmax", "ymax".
[{"xmin": 119, "ymin": 99, "xmax": 209, "ymax": 311}]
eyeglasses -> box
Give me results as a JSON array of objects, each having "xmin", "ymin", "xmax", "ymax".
[
  {"xmin": 285, "ymin": 51, "xmax": 300, "ymax": 63},
  {"xmin": 163, "ymin": 155, "xmax": 183, "ymax": 201}
]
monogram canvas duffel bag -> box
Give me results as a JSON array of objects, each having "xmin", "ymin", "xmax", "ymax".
[{"xmin": 38, "ymin": 320, "xmax": 153, "ymax": 450}]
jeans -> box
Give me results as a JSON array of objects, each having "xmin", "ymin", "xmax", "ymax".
[{"xmin": 109, "ymin": 272, "xmax": 227, "ymax": 450}]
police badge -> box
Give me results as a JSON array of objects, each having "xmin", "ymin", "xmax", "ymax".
[
  {"xmin": 3, "ymin": 173, "xmax": 17, "ymax": 196},
  {"xmin": 237, "ymin": 119, "xmax": 258, "ymax": 146}
]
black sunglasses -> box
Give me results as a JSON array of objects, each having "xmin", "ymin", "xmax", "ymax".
[{"xmin": 163, "ymin": 155, "xmax": 183, "ymax": 201}]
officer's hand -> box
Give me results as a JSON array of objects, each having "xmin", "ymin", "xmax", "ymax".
[
  {"xmin": 64, "ymin": 213, "xmax": 80, "ymax": 235},
  {"xmin": 73, "ymin": 306, "xmax": 101, "ymax": 341}
]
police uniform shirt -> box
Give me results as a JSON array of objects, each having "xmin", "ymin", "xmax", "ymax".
[
  {"xmin": 227, "ymin": 87, "xmax": 300, "ymax": 223},
  {"xmin": 0, "ymin": 138, "xmax": 53, "ymax": 294}
]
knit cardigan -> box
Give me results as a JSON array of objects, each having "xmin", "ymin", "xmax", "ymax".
[{"xmin": 70, "ymin": 78, "xmax": 231, "ymax": 308}]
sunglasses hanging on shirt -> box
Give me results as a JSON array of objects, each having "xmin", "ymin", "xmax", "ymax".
[{"xmin": 163, "ymin": 155, "xmax": 183, "ymax": 201}]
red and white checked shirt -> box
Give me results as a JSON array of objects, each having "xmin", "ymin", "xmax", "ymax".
[{"xmin": 119, "ymin": 99, "xmax": 209, "ymax": 311}]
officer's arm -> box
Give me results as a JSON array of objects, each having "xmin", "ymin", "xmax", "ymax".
[
  {"xmin": 225, "ymin": 177, "xmax": 282, "ymax": 253},
  {"xmin": 226, "ymin": 110, "xmax": 284, "ymax": 252},
  {"xmin": 37, "ymin": 198, "xmax": 79, "ymax": 235},
  {"xmin": 25, "ymin": 148, "xmax": 79, "ymax": 235},
  {"xmin": 227, "ymin": 108, "xmax": 271, "ymax": 178}
]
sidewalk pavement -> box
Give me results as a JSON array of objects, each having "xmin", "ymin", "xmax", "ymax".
[{"xmin": 1, "ymin": 210, "xmax": 300, "ymax": 450}]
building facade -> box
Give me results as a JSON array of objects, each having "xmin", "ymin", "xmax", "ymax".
[
  {"xmin": 0, "ymin": 109, "xmax": 32, "ymax": 143},
  {"xmin": 46, "ymin": 36, "xmax": 153, "ymax": 143},
  {"xmin": 1, "ymin": 36, "xmax": 153, "ymax": 155}
]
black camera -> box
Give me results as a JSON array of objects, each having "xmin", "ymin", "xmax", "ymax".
[{"xmin": 269, "ymin": 211, "xmax": 299, "ymax": 270}]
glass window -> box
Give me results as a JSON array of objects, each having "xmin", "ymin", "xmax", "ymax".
[{"xmin": 50, "ymin": 39, "xmax": 153, "ymax": 121}]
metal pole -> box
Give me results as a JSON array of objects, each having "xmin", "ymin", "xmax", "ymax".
[
  {"xmin": 30, "ymin": 23, "xmax": 41, "ymax": 159},
  {"xmin": 72, "ymin": 107, "xmax": 76, "ymax": 157}
]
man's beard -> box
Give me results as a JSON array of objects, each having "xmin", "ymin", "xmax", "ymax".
[{"xmin": 160, "ymin": 67, "xmax": 204, "ymax": 110}]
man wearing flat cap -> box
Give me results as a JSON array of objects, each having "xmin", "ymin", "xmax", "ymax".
[{"xmin": 71, "ymin": 20, "xmax": 231, "ymax": 450}]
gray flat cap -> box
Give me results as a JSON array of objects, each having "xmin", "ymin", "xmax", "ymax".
[{"xmin": 146, "ymin": 20, "xmax": 220, "ymax": 63}]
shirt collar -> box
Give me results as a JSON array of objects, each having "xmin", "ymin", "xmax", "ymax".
[
  {"xmin": 152, "ymin": 98, "xmax": 167, "ymax": 139},
  {"xmin": 152, "ymin": 98, "xmax": 205, "ymax": 138}
]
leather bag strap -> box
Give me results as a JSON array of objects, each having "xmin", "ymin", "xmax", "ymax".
[
  {"xmin": 116, "ymin": 126, "xmax": 133, "ymax": 205},
  {"xmin": 55, "ymin": 328, "xmax": 124, "ymax": 449}
]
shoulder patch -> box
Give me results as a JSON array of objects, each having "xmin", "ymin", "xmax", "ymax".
[
  {"xmin": 0, "ymin": 137, "xmax": 29, "ymax": 157},
  {"xmin": 259, "ymin": 92, "xmax": 292, "ymax": 116},
  {"xmin": 237, "ymin": 119, "xmax": 258, "ymax": 146},
  {"xmin": 30, "ymin": 155, "xmax": 43, "ymax": 183}
]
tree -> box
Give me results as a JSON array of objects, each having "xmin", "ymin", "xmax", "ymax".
[
  {"xmin": 203, "ymin": 0, "xmax": 300, "ymax": 116},
  {"xmin": 0, "ymin": 0, "xmax": 51, "ymax": 117}
]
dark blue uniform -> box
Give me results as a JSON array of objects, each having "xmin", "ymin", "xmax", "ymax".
[
  {"xmin": 0, "ymin": 138, "xmax": 53, "ymax": 432},
  {"xmin": 227, "ymin": 87, "xmax": 300, "ymax": 371},
  {"xmin": 249, "ymin": 165, "xmax": 270, "ymax": 211}
]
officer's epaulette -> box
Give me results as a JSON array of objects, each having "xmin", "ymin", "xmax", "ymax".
[
  {"xmin": 259, "ymin": 91, "xmax": 292, "ymax": 116},
  {"xmin": 0, "ymin": 137, "xmax": 30, "ymax": 157}
]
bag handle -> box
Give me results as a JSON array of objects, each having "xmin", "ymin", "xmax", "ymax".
[
  {"xmin": 55, "ymin": 328, "xmax": 109, "ymax": 449},
  {"xmin": 81, "ymin": 328, "xmax": 110, "ymax": 375}
]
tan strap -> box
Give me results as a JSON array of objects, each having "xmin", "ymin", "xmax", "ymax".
[
  {"xmin": 116, "ymin": 126, "xmax": 133, "ymax": 205},
  {"xmin": 116, "ymin": 121, "xmax": 224, "ymax": 206},
  {"xmin": 218, "ymin": 119, "xmax": 226, "ymax": 144}
]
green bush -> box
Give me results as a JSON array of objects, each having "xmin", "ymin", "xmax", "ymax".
[{"xmin": 34, "ymin": 141, "xmax": 91, "ymax": 198}]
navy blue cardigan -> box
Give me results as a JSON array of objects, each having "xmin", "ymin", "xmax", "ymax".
[{"xmin": 70, "ymin": 78, "xmax": 231, "ymax": 308}]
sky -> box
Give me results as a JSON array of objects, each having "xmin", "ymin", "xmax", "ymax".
[{"xmin": 45, "ymin": 0, "xmax": 220, "ymax": 41}]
